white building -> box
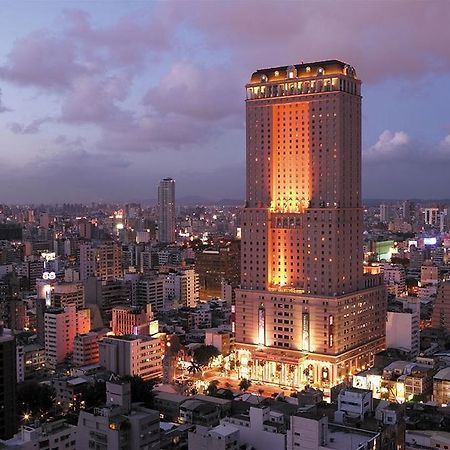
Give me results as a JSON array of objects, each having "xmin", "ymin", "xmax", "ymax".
[
  {"xmin": 99, "ymin": 335, "xmax": 163, "ymax": 381},
  {"xmin": 386, "ymin": 298, "xmax": 420, "ymax": 356},
  {"xmin": 405, "ymin": 430, "xmax": 450, "ymax": 450},
  {"xmin": 188, "ymin": 424, "xmax": 239, "ymax": 450},
  {"xmin": 76, "ymin": 381, "xmax": 160, "ymax": 450},
  {"xmin": 163, "ymin": 268, "xmax": 200, "ymax": 309},
  {"xmin": 382, "ymin": 263, "xmax": 406, "ymax": 296},
  {"xmin": 0, "ymin": 420, "xmax": 76, "ymax": 450},
  {"xmin": 335, "ymin": 387, "xmax": 373, "ymax": 423},
  {"xmin": 189, "ymin": 406, "xmax": 380, "ymax": 450}
]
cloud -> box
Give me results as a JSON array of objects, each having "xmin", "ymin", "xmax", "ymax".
[
  {"xmin": 143, "ymin": 61, "xmax": 242, "ymax": 121},
  {"xmin": 0, "ymin": 88, "xmax": 12, "ymax": 113},
  {"xmin": 59, "ymin": 75, "xmax": 132, "ymax": 127},
  {"xmin": 8, "ymin": 117, "xmax": 51, "ymax": 134},
  {"xmin": 364, "ymin": 130, "xmax": 411, "ymax": 161},
  {"xmin": 0, "ymin": 30, "xmax": 90, "ymax": 90},
  {"xmin": 363, "ymin": 130, "xmax": 450, "ymax": 198}
]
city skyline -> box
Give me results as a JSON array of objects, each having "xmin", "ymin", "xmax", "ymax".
[{"xmin": 0, "ymin": 1, "xmax": 450, "ymax": 203}]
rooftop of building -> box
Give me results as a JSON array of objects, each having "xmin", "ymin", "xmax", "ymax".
[
  {"xmin": 327, "ymin": 424, "xmax": 379, "ymax": 449},
  {"xmin": 249, "ymin": 60, "xmax": 357, "ymax": 84},
  {"xmin": 434, "ymin": 366, "xmax": 450, "ymax": 381}
]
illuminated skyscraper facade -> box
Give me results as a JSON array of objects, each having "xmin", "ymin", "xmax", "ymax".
[
  {"xmin": 158, "ymin": 178, "xmax": 176, "ymax": 244},
  {"xmin": 235, "ymin": 60, "xmax": 386, "ymax": 391}
]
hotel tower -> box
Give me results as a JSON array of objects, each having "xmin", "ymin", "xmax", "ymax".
[{"xmin": 235, "ymin": 60, "xmax": 386, "ymax": 392}]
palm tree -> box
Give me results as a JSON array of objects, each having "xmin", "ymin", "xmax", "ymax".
[
  {"xmin": 187, "ymin": 360, "xmax": 202, "ymax": 375},
  {"xmin": 239, "ymin": 378, "xmax": 252, "ymax": 392}
]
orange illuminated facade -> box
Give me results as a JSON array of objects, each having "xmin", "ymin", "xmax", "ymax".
[{"xmin": 235, "ymin": 60, "xmax": 386, "ymax": 392}]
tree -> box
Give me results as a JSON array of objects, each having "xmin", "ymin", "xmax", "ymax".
[
  {"xmin": 83, "ymin": 380, "xmax": 107, "ymax": 408},
  {"xmin": 206, "ymin": 380, "xmax": 220, "ymax": 396},
  {"xmin": 17, "ymin": 382, "xmax": 55, "ymax": 420},
  {"xmin": 187, "ymin": 360, "xmax": 202, "ymax": 375},
  {"xmin": 193, "ymin": 345, "xmax": 220, "ymax": 367},
  {"xmin": 121, "ymin": 375, "xmax": 155, "ymax": 409},
  {"xmin": 239, "ymin": 378, "xmax": 252, "ymax": 392}
]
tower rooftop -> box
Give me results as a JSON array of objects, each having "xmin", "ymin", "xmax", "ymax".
[{"xmin": 249, "ymin": 59, "xmax": 357, "ymax": 84}]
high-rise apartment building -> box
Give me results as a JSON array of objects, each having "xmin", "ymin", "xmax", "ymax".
[
  {"xmin": 79, "ymin": 241, "xmax": 123, "ymax": 282},
  {"xmin": 44, "ymin": 305, "xmax": 91, "ymax": 369},
  {"xmin": 235, "ymin": 60, "xmax": 386, "ymax": 390},
  {"xmin": 158, "ymin": 178, "xmax": 176, "ymax": 244}
]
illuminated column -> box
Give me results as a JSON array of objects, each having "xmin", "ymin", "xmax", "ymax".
[{"xmin": 258, "ymin": 304, "xmax": 266, "ymax": 346}]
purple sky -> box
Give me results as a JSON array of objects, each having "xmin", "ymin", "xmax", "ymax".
[{"xmin": 1, "ymin": 0, "xmax": 450, "ymax": 204}]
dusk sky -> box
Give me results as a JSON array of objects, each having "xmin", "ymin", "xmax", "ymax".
[{"xmin": 1, "ymin": 0, "xmax": 450, "ymax": 204}]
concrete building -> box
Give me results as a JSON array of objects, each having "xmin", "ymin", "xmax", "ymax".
[
  {"xmin": 44, "ymin": 305, "xmax": 91, "ymax": 369},
  {"xmin": 188, "ymin": 424, "xmax": 239, "ymax": 450},
  {"xmin": 405, "ymin": 430, "xmax": 450, "ymax": 450},
  {"xmin": 163, "ymin": 268, "xmax": 200, "ymax": 309},
  {"xmin": 383, "ymin": 263, "xmax": 406, "ymax": 296},
  {"xmin": 433, "ymin": 367, "xmax": 450, "ymax": 406},
  {"xmin": 76, "ymin": 381, "xmax": 160, "ymax": 450},
  {"xmin": 189, "ymin": 405, "xmax": 380, "ymax": 450},
  {"xmin": 235, "ymin": 60, "xmax": 386, "ymax": 390},
  {"xmin": 335, "ymin": 387, "xmax": 373, "ymax": 423},
  {"xmin": 99, "ymin": 334, "xmax": 163, "ymax": 381},
  {"xmin": 73, "ymin": 329, "xmax": 108, "ymax": 367},
  {"xmin": 196, "ymin": 241, "xmax": 240, "ymax": 301},
  {"xmin": 0, "ymin": 325, "xmax": 16, "ymax": 439},
  {"xmin": 111, "ymin": 304, "xmax": 154, "ymax": 336},
  {"xmin": 158, "ymin": 178, "xmax": 176, "ymax": 244},
  {"xmin": 386, "ymin": 298, "xmax": 420, "ymax": 357},
  {"xmin": 0, "ymin": 420, "xmax": 76, "ymax": 450},
  {"xmin": 424, "ymin": 207, "xmax": 440, "ymax": 226},
  {"xmin": 134, "ymin": 276, "xmax": 165, "ymax": 312},
  {"xmin": 205, "ymin": 329, "xmax": 233, "ymax": 355},
  {"xmin": 80, "ymin": 241, "xmax": 123, "ymax": 282},
  {"xmin": 51, "ymin": 282, "xmax": 85, "ymax": 308},
  {"xmin": 431, "ymin": 281, "xmax": 450, "ymax": 331},
  {"xmin": 421, "ymin": 260, "xmax": 440, "ymax": 285}
]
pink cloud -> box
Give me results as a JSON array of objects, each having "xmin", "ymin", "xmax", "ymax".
[{"xmin": 143, "ymin": 61, "xmax": 242, "ymax": 121}]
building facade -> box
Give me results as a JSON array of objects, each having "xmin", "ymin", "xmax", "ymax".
[
  {"xmin": 158, "ymin": 178, "xmax": 176, "ymax": 244},
  {"xmin": 0, "ymin": 326, "xmax": 16, "ymax": 439},
  {"xmin": 234, "ymin": 60, "xmax": 386, "ymax": 391}
]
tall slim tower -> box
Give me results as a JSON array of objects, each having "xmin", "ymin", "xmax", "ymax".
[
  {"xmin": 158, "ymin": 178, "xmax": 176, "ymax": 244},
  {"xmin": 235, "ymin": 60, "xmax": 386, "ymax": 391}
]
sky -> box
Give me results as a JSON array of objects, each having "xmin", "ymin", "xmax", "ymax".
[{"xmin": 0, "ymin": 0, "xmax": 450, "ymax": 204}]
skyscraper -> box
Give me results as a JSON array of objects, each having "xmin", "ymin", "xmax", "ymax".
[
  {"xmin": 158, "ymin": 178, "xmax": 176, "ymax": 244},
  {"xmin": 235, "ymin": 60, "xmax": 386, "ymax": 391}
]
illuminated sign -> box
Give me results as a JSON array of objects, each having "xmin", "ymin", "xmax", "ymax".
[
  {"xmin": 328, "ymin": 315, "xmax": 334, "ymax": 348},
  {"xmin": 42, "ymin": 284, "xmax": 52, "ymax": 307},
  {"xmin": 42, "ymin": 272, "xmax": 56, "ymax": 280},
  {"xmin": 258, "ymin": 304, "xmax": 265, "ymax": 346},
  {"xmin": 302, "ymin": 312, "xmax": 310, "ymax": 351},
  {"xmin": 424, "ymin": 237, "xmax": 437, "ymax": 246},
  {"xmin": 41, "ymin": 252, "xmax": 56, "ymax": 262}
]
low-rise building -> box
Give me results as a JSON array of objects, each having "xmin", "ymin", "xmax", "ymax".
[
  {"xmin": 0, "ymin": 420, "xmax": 76, "ymax": 450},
  {"xmin": 433, "ymin": 366, "xmax": 450, "ymax": 406},
  {"xmin": 76, "ymin": 380, "xmax": 160, "ymax": 450}
]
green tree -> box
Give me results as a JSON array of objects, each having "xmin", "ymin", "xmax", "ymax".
[
  {"xmin": 121, "ymin": 375, "xmax": 155, "ymax": 409},
  {"xmin": 17, "ymin": 382, "xmax": 55, "ymax": 420},
  {"xmin": 239, "ymin": 378, "xmax": 252, "ymax": 392},
  {"xmin": 193, "ymin": 345, "xmax": 220, "ymax": 367},
  {"xmin": 206, "ymin": 380, "xmax": 220, "ymax": 396},
  {"xmin": 83, "ymin": 380, "xmax": 107, "ymax": 408}
]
